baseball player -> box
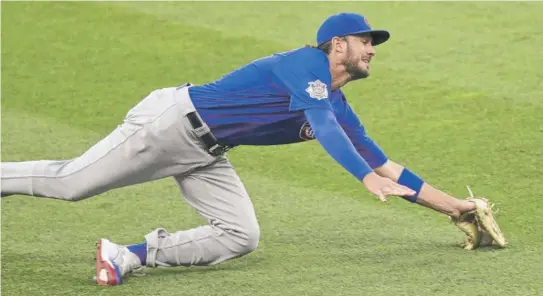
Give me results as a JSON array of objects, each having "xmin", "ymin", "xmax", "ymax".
[{"xmin": 1, "ymin": 12, "xmax": 506, "ymax": 286}]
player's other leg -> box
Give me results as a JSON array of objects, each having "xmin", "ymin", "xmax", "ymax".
[
  {"xmin": 1, "ymin": 87, "xmax": 217, "ymax": 201},
  {"xmin": 95, "ymin": 157, "xmax": 259, "ymax": 286}
]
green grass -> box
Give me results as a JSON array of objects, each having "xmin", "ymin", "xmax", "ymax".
[{"xmin": 2, "ymin": 1, "xmax": 543, "ymax": 295}]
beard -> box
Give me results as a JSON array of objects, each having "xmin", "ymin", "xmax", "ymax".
[{"xmin": 343, "ymin": 47, "xmax": 369, "ymax": 80}]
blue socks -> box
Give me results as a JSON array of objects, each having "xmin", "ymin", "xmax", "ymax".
[{"xmin": 126, "ymin": 242, "xmax": 147, "ymax": 265}]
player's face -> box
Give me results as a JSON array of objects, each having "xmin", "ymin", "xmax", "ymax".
[{"xmin": 343, "ymin": 34, "xmax": 376, "ymax": 80}]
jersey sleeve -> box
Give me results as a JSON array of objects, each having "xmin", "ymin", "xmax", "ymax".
[
  {"xmin": 271, "ymin": 49, "xmax": 333, "ymax": 112},
  {"xmin": 338, "ymin": 99, "xmax": 388, "ymax": 169},
  {"xmin": 304, "ymin": 108, "xmax": 373, "ymax": 181}
]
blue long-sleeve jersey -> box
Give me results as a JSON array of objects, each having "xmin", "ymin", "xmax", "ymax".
[{"xmin": 188, "ymin": 46, "xmax": 387, "ymax": 180}]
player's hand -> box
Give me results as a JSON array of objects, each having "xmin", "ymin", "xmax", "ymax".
[{"xmin": 362, "ymin": 172, "xmax": 416, "ymax": 202}]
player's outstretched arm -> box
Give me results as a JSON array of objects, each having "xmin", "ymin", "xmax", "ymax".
[
  {"xmin": 374, "ymin": 160, "xmax": 508, "ymax": 248},
  {"xmin": 374, "ymin": 160, "xmax": 475, "ymax": 218},
  {"xmin": 337, "ymin": 101, "xmax": 473, "ymax": 217},
  {"xmin": 338, "ymin": 102, "xmax": 506, "ymax": 248}
]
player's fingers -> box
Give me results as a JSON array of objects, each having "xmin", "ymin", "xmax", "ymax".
[
  {"xmin": 381, "ymin": 188, "xmax": 401, "ymax": 196},
  {"xmin": 379, "ymin": 179, "xmax": 415, "ymax": 196},
  {"xmin": 399, "ymin": 187, "xmax": 416, "ymax": 196},
  {"xmin": 377, "ymin": 190, "xmax": 388, "ymax": 202},
  {"xmin": 389, "ymin": 183, "xmax": 416, "ymax": 196},
  {"xmin": 382, "ymin": 186, "xmax": 414, "ymax": 197}
]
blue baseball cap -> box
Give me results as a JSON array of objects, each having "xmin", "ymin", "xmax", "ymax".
[{"xmin": 316, "ymin": 12, "xmax": 390, "ymax": 46}]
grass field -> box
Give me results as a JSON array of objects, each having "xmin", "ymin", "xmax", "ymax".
[{"xmin": 2, "ymin": 1, "xmax": 543, "ymax": 296}]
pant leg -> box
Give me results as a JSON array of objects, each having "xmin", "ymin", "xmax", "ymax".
[
  {"xmin": 145, "ymin": 157, "xmax": 260, "ymax": 267},
  {"xmin": 1, "ymin": 87, "xmax": 218, "ymax": 201}
]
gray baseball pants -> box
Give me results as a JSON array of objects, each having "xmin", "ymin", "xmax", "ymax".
[{"xmin": 1, "ymin": 86, "xmax": 260, "ymax": 267}]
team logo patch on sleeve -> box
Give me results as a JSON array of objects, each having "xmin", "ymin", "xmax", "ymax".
[
  {"xmin": 299, "ymin": 121, "xmax": 316, "ymax": 140},
  {"xmin": 305, "ymin": 80, "xmax": 328, "ymax": 100}
]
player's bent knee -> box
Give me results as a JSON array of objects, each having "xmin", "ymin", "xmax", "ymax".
[
  {"xmin": 235, "ymin": 223, "xmax": 260, "ymax": 255},
  {"xmin": 245, "ymin": 229, "xmax": 261, "ymax": 253}
]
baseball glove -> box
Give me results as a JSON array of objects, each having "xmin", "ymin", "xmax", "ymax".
[{"xmin": 451, "ymin": 186, "xmax": 507, "ymax": 250}]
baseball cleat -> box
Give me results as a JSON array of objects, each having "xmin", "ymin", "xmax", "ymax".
[{"xmin": 95, "ymin": 238, "xmax": 143, "ymax": 286}]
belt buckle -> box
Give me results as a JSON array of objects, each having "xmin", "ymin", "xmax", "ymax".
[{"xmin": 208, "ymin": 143, "xmax": 228, "ymax": 156}]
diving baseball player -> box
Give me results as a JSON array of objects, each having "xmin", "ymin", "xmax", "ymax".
[{"xmin": 1, "ymin": 12, "xmax": 507, "ymax": 286}]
